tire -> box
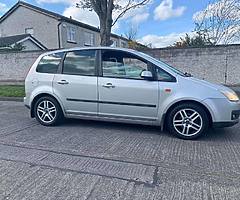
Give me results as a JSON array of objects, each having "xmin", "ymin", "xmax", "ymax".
[
  {"xmin": 166, "ymin": 103, "xmax": 209, "ymax": 140},
  {"xmin": 34, "ymin": 96, "xmax": 63, "ymax": 126}
]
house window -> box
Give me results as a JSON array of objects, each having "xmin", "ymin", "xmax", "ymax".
[
  {"xmin": 121, "ymin": 41, "xmax": 127, "ymax": 48},
  {"xmin": 84, "ymin": 32, "xmax": 94, "ymax": 46},
  {"xmin": 111, "ymin": 40, "xmax": 117, "ymax": 47},
  {"xmin": 67, "ymin": 27, "xmax": 76, "ymax": 42},
  {"xmin": 25, "ymin": 28, "xmax": 34, "ymax": 35}
]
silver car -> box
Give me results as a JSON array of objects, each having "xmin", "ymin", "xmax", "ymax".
[{"xmin": 24, "ymin": 47, "xmax": 240, "ymax": 139}]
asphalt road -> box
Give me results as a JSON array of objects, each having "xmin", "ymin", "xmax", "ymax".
[{"xmin": 0, "ymin": 101, "xmax": 240, "ymax": 199}]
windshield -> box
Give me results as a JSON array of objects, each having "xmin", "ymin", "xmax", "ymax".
[{"xmin": 138, "ymin": 51, "xmax": 186, "ymax": 76}]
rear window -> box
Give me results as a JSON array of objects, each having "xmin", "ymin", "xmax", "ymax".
[
  {"xmin": 36, "ymin": 52, "xmax": 64, "ymax": 74},
  {"xmin": 63, "ymin": 50, "xmax": 96, "ymax": 76}
]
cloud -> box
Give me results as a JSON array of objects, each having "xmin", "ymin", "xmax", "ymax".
[
  {"xmin": 138, "ymin": 32, "xmax": 192, "ymax": 48},
  {"xmin": 36, "ymin": 0, "xmax": 100, "ymax": 27},
  {"xmin": 131, "ymin": 12, "xmax": 149, "ymax": 24},
  {"xmin": 118, "ymin": 1, "xmax": 151, "ymax": 25},
  {"xmin": 63, "ymin": 6, "xmax": 100, "ymax": 27},
  {"xmin": 36, "ymin": 0, "xmax": 150, "ymax": 31},
  {"xmin": 154, "ymin": 0, "xmax": 186, "ymax": 21},
  {"xmin": 0, "ymin": 3, "xmax": 7, "ymax": 13}
]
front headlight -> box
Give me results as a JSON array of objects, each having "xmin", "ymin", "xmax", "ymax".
[{"xmin": 221, "ymin": 90, "xmax": 239, "ymax": 102}]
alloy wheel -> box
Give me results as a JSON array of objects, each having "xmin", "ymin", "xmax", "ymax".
[
  {"xmin": 173, "ymin": 108, "xmax": 203, "ymax": 137},
  {"xmin": 37, "ymin": 100, "xmax": 57, "ymax": 124}
]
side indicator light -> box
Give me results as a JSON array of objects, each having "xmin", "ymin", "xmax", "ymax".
[{"xmin": 165, "ymin": 88, "xmax": 172, "ymax": 93}]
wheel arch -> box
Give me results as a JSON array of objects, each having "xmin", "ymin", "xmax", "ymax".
[
  {"xmin": 30, "ymin": 93, "xmax": 65, "ymax": 118},
  {"xmin": 162, "ymin": 100, "xmax": 213, "ymax": 130}
]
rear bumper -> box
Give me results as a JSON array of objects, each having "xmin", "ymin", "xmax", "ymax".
[
  {"xmin": 25, "ymin": 104, "xmax": 30, "ymax": 109},
  {"xmin": 24, "ymin": 97, "xmax": 30, "ymax": 108},
  {"xmin": 24, "ymin": 97, "xmax": 30, "ymax": 109}
]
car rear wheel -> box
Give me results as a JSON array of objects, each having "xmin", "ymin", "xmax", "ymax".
[
  {"xmin": 166, "ymin": 103, "xmax": 209, "ymax": 139},
  {"xmin": 34, "ymin": 96, "xmax": 63, "ymax": 126}
]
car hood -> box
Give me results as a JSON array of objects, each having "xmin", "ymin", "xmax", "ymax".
[{"xmin": 187, "ymin": 77, "xmax": 233, "ymax": 92}]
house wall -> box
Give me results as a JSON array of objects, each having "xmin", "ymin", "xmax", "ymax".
[
  {"xmin": 0, "ymin": 6, "xmax": 59, "ymax": 49},
  {"xmin": 0, "ymin": 4, "xmax": 128, "ymax": 50}
]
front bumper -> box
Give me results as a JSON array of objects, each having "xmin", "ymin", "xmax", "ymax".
[
  {"xmin": 203, "ymin": 98, "xmax": 240, "ymax": 126},
  {"xmin": 213, "ymin": 120, "xmax": 239, "ymax": 128}
]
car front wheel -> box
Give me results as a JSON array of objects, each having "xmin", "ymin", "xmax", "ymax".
[
  {"xmin": 34, "ymin": 96, "xmax": 63, "ymax": 126},
  {"xmin": 167, "ymin": 103, "xmax": 209, "ymax": 139}
]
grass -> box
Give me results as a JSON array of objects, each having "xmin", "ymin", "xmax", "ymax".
[{"xmin": 0, "ymin": 85, "xmax": 25, "ymax": 97}]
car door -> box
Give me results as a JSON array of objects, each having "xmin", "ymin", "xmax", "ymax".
[
  {"xmin": 98, "ymin": 49, "xmax": 159, "ymax": 121},
  {"xmin": 53, "ymin": 49, "xmax": 98, "ymax": 116}
]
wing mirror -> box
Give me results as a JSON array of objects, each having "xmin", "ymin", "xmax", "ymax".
[{"xmin": 141, "ymin": 70, "xmax": 153, "ymax": 80}]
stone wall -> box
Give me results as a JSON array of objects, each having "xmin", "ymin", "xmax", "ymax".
[
  {"xmin": 0, "ymin": 44, "xmax": 240, "ymax": 85},
  {"xmin": 143, "ymin": 44, "xmax": 240, "ymax": 85},
  {"xmin": 0, "ymin": 50, "xmax": 43, "ymax": 82}
]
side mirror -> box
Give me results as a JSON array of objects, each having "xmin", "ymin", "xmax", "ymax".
[{"xmin": 141, "ymin": 70, "xmax": 153, "ymax": 80}]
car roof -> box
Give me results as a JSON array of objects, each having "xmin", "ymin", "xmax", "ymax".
[{"xmin": 42, "ymin": 47, "xmax": 140, "ymax": 56}]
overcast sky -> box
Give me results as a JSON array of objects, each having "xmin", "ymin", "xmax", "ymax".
[{"xmin": 0, "ymin": 0, "xmax": 211, "ymax": 47}]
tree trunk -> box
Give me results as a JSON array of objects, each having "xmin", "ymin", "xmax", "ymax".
[
  {"xmin": 99, "ymin": 18, "xmax": 112, "ymax": 46},
  {"xmin": 98, "ymin": 0, "xmax": 113, "ymax": 46}
]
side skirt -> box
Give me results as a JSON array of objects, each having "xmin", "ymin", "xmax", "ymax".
[{"xmin": 65, "ymin": 111, "xmax": 160, "ymax": 126}]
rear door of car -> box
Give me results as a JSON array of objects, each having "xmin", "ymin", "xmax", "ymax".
[{"xmin": 53, "ymin": 49, "xmax": 98, "ymax": 116}]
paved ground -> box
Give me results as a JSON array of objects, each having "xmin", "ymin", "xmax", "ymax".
[{"xmin": 0, "ymin": 101, "xmax": 240, "ymax": 199}]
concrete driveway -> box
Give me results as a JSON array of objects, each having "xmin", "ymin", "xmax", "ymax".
[{"xmin": 0, "ymin": 101, "xmax": 240, "ymax": 199}]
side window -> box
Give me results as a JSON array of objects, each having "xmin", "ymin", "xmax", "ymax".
[
  {"xmin": 156, "ymin": 67, "xmax": 176, "ymax": 82},
  {"xmin": 67, "ymin": 27, "xmax": 76, "ymax": 42},
  {"xmin": 36, "ymin": 53, "xmax": 64, "ymax": 74},
  {"xmin": 63, "ymin": 50, "xmax": 96, "ymax": 76},
  {"xmin": 84, "ymin": 32, "xmax": 94, "ymax": 46},
  {"xmin": 102, "ymin": 50, "xmax": 148, "ymax": 79}
]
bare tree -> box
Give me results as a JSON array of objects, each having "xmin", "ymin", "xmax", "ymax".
[
  {"xmin": 77, "ymin": 0, "xmax": 150, "ymax": 46},
  {"xmin": 125, "ymin": 24, "xmax": 138, "ymax": 41},
  {"xmin": 194, "ymin": 0, "xmax": 240, "ymax": 45}
]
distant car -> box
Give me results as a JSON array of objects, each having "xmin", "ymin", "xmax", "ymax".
[{"xmin": 24, "ymin": 47, "xmax": 240, "ymax": 139}]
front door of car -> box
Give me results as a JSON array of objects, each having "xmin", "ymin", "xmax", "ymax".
[
  {"xmin": 98, "ymin": 50, "xmax": 159, "ymax": 121},
  {"xmin": 53, "ymin": 49, "xmax": 98, "ymax": 116}
]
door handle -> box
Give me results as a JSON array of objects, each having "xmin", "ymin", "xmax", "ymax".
[
  {"xmin": 102, "ymin": 83, "xmax": 115, "ymax": 88},
  {"xmin": 57, "ymin": 80, "xmax": 69, "ymax": 85}
]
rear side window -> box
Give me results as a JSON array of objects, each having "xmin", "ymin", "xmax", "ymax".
[
  {"xmin": 36, "ymin": 53, "xmax": 64, "ymax": 74},
  {"xmin": 63, "ymin": 50, "xmax": 96, "ymax": 76}
]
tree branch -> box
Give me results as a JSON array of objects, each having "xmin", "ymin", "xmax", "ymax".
[{"xmin": 112, "ymin": 0, "xmax": 150, "ymax": 26}]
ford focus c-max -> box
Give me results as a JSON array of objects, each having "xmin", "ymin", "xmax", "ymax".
[{"xmin": 24, "ymin": 47, "xmax": 240, "ymax": 139}]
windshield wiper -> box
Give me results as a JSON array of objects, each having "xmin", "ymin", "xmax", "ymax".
[{"xmin": 184, "ymin": 72, "xmax": 192, "ymax": 77}]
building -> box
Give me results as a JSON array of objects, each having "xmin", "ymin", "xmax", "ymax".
[
  {"xmin": 0, "ymin": 1, "xmax": 128, "ymax": 50},
  {"xmin": 0, "ymin": 34, "xmax": 47, "ymax": 51}
]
